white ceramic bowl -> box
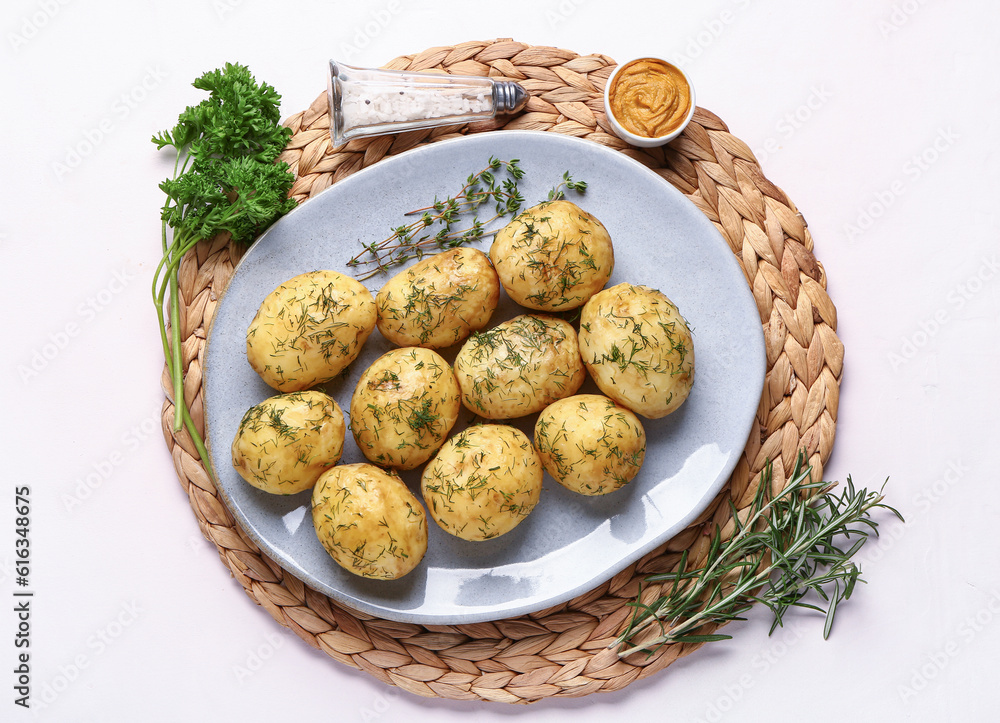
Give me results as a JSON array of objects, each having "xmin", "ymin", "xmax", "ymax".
[{"xmin": 603, "ymin": 57, "xmax": 696, "ymax": 148}]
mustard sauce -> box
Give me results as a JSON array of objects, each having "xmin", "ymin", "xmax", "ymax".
[{"xmin": 609, "ymin": 59, "xmax": 692, "ymax": 138}]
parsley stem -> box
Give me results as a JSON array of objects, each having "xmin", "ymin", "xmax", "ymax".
[
  {"xmin": 169, "ymin": 262, "xmax": 184, "ymax": 430},
  {"xmin": 152, "ymin": 223, "xmax": 198, "ymax": 432},
  {"xmin": 152, "ymin": 62, "xmax": 296, "ymax": 476}
]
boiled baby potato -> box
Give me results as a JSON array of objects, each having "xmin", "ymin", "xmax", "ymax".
[
  {"xmin": 376, "ymin": 248, "xmax": 500, "ymax": 348},
  {"xmin": 231, "ymin": 390, "xmax": 346, "ymax": 495},
  {"xmin": 453, "ymin": 314, "xmax": 586, "ymax": 419},
  {"xmin": 246, "ymin": 270, "xmax": 376, "ymax": 392},
  {"xmin": 311, "ymin": 463, "xmax": 427, "ymax": 580},
  {"xmin": 349, "ymin": 347, "xmax": 461, "ymax": 470},
  {"xmin": 578, "ymin": 283, "xmax": 694, "ymax": 419},
  {"xmin": 534, "ymin": 394, "xmax": 646, "ymax": 496},
  {"xmin": 489, "ymin": 200, "xmax": 614, "ymax": 311},
  {"xmin": 421, "ymin": 425, "xmax": 542, "ymax": 541}
]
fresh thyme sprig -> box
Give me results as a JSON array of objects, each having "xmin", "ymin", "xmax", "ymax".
[
  {"xmin": 547, "ymin": 171, "xmax": 589, "ymax": 200},
  {"xmin": 347, "ymin": 158, "xmax": 587, "ymax": 280},
  {"xmin": 615, "ymin": 453, "xmax": 902, "ymax": 658},
  {"xmin": 347, "ymin": 157, "xmax": 523, "ymax": 279}
]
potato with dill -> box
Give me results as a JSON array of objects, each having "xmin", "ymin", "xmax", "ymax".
[
  {"xmin": 312, "ymin": 463, "xmax": 427, "ymax": 580},
  {"xmin": 489, "ymin": 200, "xmax": 614, "ymax": 311},
  {"xmin": 246, "ymin": 270, "xmax": 376, "ymax": 392},
  {"xmin": 231, "ymin": 390, "xmax": 346, "ymax": 495},
  {"xmin": 578, "ymin": 283, "xmax": 694, "ymax": 419},
  {"xmin": 349, "ymin": 347, "xmax": 461, "ymax": 470},
  {"xmin": 375, "ymin": 247, "xmax": 500, "ymax": 348},
  {"xmin": 534, "ymin": 395, "xmax": 646, "ymax": 496},
  {"xmin": 421, "ymin": 425, "xmax": 542, "ymax": 541},
  {"xmin": 453, "ymin": 314, "xmax": 586, "ymax": 419}
]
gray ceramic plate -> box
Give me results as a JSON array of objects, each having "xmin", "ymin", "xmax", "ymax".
[{"xmin": 203, "ymin": 130, "xmax": 765, "ymax": 624}]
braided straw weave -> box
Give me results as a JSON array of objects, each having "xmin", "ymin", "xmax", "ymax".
[{"xmin": 160, "ymin": 40, "xmax": 841, "ymax": 703}]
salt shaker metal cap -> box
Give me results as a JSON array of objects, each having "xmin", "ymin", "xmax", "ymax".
[{"xmin": 327, "ymin": 60, "xmax": 528, "ymax": 148}]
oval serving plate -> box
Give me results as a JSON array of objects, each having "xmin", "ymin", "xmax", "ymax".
[{"xmin": 203, "ymin": 130, "xmax": 766, "ymax": 624}]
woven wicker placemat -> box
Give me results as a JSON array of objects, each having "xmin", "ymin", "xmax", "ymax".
[{"xmin": 160, "ymin": 39, "xmax": 841, "ymax": 703}]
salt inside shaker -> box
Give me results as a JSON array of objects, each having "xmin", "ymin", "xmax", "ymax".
[{"xmin": 327, "ymin": 60, "xmax": 528, "ymax": 148}]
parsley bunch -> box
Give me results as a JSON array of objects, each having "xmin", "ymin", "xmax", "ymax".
[{"xmin": 152, "ymin": 63, "xmax": 297, "ymax": 471}]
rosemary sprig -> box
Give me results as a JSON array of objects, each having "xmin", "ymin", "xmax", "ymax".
[
  {"xmin": 347, "ymin": 158, "xmax": 587, "ymax": 280},
  {"xmin": 615, "ymin": 453, "xmax": 902, "ymax": 658}
]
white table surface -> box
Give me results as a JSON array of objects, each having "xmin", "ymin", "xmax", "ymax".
[{"xmin": 4, "ymin": 1, "xmax": 998, "ymax": 720}]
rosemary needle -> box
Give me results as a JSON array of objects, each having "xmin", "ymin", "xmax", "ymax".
[{"xmin": 615, "ymin": 453, "xmax": 903, "ymax": 658}]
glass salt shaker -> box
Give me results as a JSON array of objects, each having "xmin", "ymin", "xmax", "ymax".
[{"xmin": 327, "ymin": 60, "xmax": 529, "ymax": 148}]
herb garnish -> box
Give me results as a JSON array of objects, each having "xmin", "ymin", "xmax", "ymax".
[
  {"xmin": 616, "ymin": 453, "xmax": 902, "ymax": 658},
  {"xmin": 347, "ymin": 158, "xmax": 587, "ymax": 279},
  {"xmin": 152, "ymin": 63, "xmax": 297, "ymax": 471}
]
